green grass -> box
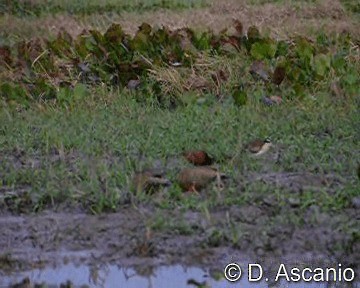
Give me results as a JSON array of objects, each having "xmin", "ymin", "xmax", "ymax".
[
  {"xmin": 0, "ymin": 83, "xmax": 359, "ymax": 214},
  {"xmin": 340, "ymin": 0, "xmax": 360, "ymax": 14},
  {"xmin": 0, "ymin": 0, "xmax": 359, "ymax": 223}
]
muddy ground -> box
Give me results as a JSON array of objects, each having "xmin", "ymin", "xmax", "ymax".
[
  {"xmin": 0, "ymin": 151, "xmax": 359, "ymax": 285},
  {"xmin": 0, "ymin": 193, "xmax": 359, "ymax": 279}
]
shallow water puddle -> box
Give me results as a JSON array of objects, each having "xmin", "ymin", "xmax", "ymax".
[{"xmin": 0, "ymin": 264, "xmax": 357, "ymax": 288}]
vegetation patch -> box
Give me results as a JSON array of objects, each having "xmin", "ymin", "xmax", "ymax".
[
  {"xmin": 0, "ymin": 1, "xmax": 359, "ymax": 280},
  {"xmin": 1, "ymin": 0, "xmax": 208, "ymax": 16},
  {"xmin": 0, "ymin": 20, "xmax": 358, "ymax": 108}
]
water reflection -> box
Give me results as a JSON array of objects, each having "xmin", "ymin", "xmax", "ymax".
[{"xmin": 0, "ymin": 263, "xmax": 358, "ymax": 288}]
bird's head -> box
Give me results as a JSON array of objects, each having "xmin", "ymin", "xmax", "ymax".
[{"xmin": 264, "ymin": 137, "xmax": 272, "ymax": 144}]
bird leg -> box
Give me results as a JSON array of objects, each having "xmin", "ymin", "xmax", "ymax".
[
  {"xmin": 188, "ymin": 183, "xmax": 200, "ymax": 195},
  {"xmin": 215, "ymin": 172, "xmax": 225, "ymax": 191}
]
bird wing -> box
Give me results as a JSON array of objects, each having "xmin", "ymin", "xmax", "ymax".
[{"xmin": 248, "ymin": 140, "xmax": 263, "ymax": 153}]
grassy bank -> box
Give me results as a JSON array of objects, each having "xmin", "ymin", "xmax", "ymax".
[
  {"xmin": 1, "ymin": 83, "xmax": 359, "ymax": 215},
  {"xmin": 0, "ymin": 0, "xmax": 359, "ymax": 220}
]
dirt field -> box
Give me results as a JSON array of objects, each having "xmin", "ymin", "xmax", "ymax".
[
  {"xmin": 1, "ymin": 152, "xmax": 359, "ymax": 285},
  {"xmin": 1, "ymin": 201, "xmax": 359, "ymax": 278}
]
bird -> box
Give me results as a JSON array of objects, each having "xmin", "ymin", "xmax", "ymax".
[
  {"xmin": 177, "ymin": 166, "xmax": 227, "ymax": 193},
  {"xmin": 245, "ymin": 138, "xmax": 272, "ymax": 156},
  {"xmin": 131, "ymin": 169, "xmax": 171, "ymax": 193},
  {"xmin": 183, "ymin": 150, "xmax": 214, "ymax": 166}
]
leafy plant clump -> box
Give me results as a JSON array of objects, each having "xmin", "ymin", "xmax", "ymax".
[{"xmin": 0, "ymin": 21, "xmax": 358, "ymax": 107}]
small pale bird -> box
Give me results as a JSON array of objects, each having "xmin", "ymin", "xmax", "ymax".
[
  {"xmin": 177, "ymin": 166, "xmax": 227, "ymax": 193},
  {"xmin": 245, "ymin": 138, "xmax": 272, "ymax": 156},
  {"xmin": 183, "ymin": 150, "xmax": 214, "ymax": 166},
  {"xmin": 132, "ymin": 169, "xmax": 171, "ymax": 193}
]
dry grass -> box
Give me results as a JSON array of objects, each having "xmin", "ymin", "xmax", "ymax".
[
  {"xmin": 1, "ymin": 0, "xmax": 359, "ymax": 42},
  {"xmin": 0, "ymin": 14, "xmax": 85, "ymax": 40},
  {"xmin": 78, "ymin": 0, "xmax": 360, "ymax": 39}
]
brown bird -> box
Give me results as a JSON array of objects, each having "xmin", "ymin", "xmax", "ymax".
[
  {"xmin": 183, "ymin": 150, "xmax": 214, "ymax": 166},
  {"xmin": 131, "ymin": 169, "xmax": 171, "ymax": 193},
  {"xmin": 245, "ymin": 138, "xmax": 272, "ymax": 156},
  {"xmin": 177, "ymin": 166, "xmax": 227, "ymax": 193}
]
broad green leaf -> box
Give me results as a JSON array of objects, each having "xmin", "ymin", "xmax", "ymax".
[
  {"xmin": 250, "ymin": 40, "xmax": 277, "ymax": 60},
  {"xmin": 295, "ymin": 37, "xmax": 314, "ymax": 63},
  {"xmin": 312, "ymin": 53, "xmax": 331, "ymax": 77}
]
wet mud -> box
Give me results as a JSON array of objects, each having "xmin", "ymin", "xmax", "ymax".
[
  {"xmin": 0, "ymin": 203, "xmax": 358, "ymax": 276},
  {"xmin": 0, "ymin": 150, "xmax": 359, "ymax": 287}
]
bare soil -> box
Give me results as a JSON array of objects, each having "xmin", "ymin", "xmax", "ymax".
[
  {"xmin": 0, "ymin": 197, "xmax": 359, "ymax": 277},
  {"xmin": 0, "ymin": 150, "xmax": 359, "ymax": 279}
]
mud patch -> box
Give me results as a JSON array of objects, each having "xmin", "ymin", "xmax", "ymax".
[
  {"xmin": 249, "ymin": 172, "xmax": 344, "ymax": 193},
  {"xmin": 4, "ymin": 263, "xmax": 353, "ymax": 288},
  {"xmin": 0, "ymin": 205, "xmax": 358, "ymax": 280}
]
